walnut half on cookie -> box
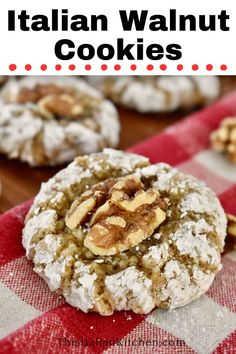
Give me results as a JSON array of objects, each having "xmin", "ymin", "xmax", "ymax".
[
  {"xmin": 65, "ymin": 175, "xmax": 166, "ymax": 256},
  {"xmin": 22, "ymin": 149, "xmax": 227, "ymax": 315}
]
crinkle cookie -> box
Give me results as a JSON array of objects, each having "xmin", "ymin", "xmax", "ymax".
[
  {"xmin": 87, "ymin": 76, "xmax": 220, "ymax": 113},
  {"xmin": 0, "ymin": 77, "xmax": 120, "ymax": 166},
  {"xmin": 22, "ymin": 149, "xmax": 227, "ymax": 315}
]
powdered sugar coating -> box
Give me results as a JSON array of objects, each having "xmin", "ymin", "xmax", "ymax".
[
  {"xmin": 87, "ymin": 76, "xmax": 220, "ymax": 113},
  {"xmin": 23, "ymin": 210, "xmax": 58, "ymax": 257},
  {"xmin": 171, "ymin": 220, "xmax": 220, "ymax": 266},
  {"xmin": 105, "ymin": 267, "xmax": 155, "ymax": 313},
  {"xmin": 143, "ymin": 243, "xmax": 169, "ymax": 268},
  {"xmin": 41, "ymin": 255, "xmax": 73, "ymax": 291},
  {"xmin": 22, "ymin": 149, "xmax": 227, "ymax": 315},
  {"xmin": 160, "ymin": 261, "xmax": 215, "ymax": 309},
  {"xmin": 0, "ymin": 77, "xmax": 120, "ymax": 166},
  {"xmin": 64, "ymin": 261, "xmax": 97, "ymax": 313}
]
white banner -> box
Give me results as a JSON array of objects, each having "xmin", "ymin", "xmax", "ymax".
[{"xmin": 0, "ymin": 0, "xmax": 235, "ymax": 75}]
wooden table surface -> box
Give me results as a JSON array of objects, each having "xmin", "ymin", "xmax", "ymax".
[{"xmin": 1, "ymin": 76, "xmax": 236, "ymax": 213}]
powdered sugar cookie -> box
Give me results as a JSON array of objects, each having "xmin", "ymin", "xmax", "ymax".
[
  {"xmin": 87, "ymin": 76, "xmax": 220, "ymax": 113},
  {"xmin": 23, "ymin": 149, "xmax": 227, "ymax": 315},
  {"xmin": 0, "ymin": 77, "xmax": 120, "ymax": 166}
]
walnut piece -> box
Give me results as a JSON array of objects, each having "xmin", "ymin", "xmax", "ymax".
[
  {"xmin": 16, "ymin": 84, "xmax": 100, "ymax": 120},
  {"xmin": 18, "ymin": 84, "xmax": 65, "ymax": 103},
  {"xmin": 211, "ymin": 117, "xmax": 236, "ymax": 163},
  {"xmin": 227, "ymin": 213, "xmax": 236, "ymax": 239},
  {"xmin": 65, "ymin": 175, "xmax": 167, "ymax": 256},
  {"xmin": 38, "ymin": 94, "xmax": 84, "ymax": 120}
]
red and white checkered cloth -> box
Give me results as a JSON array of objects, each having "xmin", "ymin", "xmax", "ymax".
[{"xmin": 1, "ymin": 92, "xmax": 236, "ymax": 354}]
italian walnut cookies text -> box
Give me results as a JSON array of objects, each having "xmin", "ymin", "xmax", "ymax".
[{"xmin": 8, "ymin": 10, "xmax": 230, "ymax": 61}]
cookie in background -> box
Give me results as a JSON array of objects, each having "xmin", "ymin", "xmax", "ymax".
[
  {"xmin": 87, "ymin": 76, "xmax": 220, "ymax": 113},
  {"xmin": 0, "ymin": 76, "xmax": 120, "ymax": 166}
]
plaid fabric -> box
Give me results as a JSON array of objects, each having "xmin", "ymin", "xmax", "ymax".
[{"xmin": 1, "ymin": 92, "xmax": 236, "ymax": 354}]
